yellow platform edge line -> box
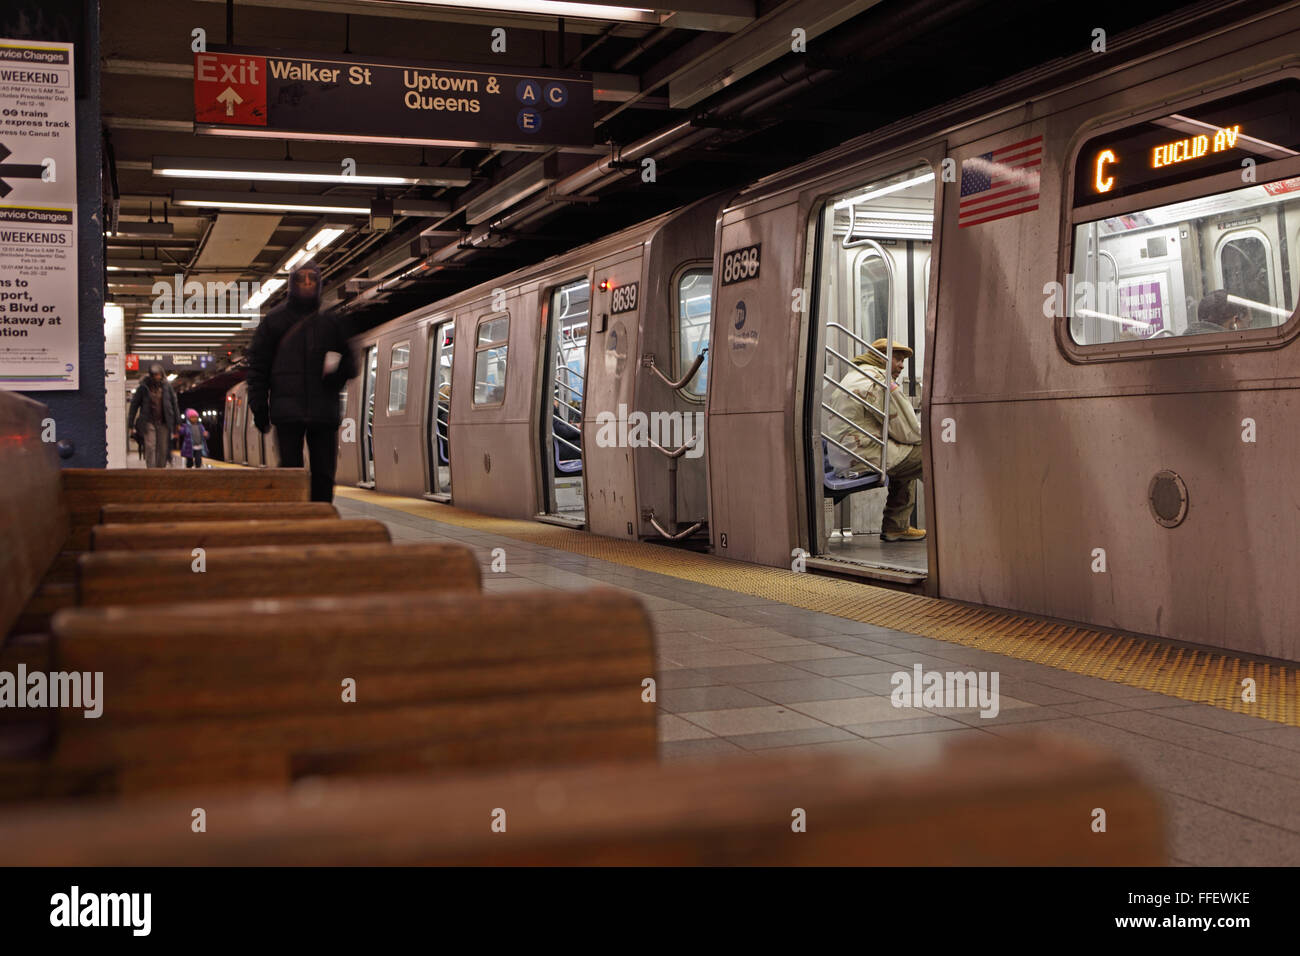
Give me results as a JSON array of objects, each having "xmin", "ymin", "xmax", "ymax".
[{"xmin": 328, "ymin": 485, "xmax": 1299, "ymax": 728}]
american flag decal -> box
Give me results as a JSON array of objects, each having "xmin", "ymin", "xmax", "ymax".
[{"xmin": 958, "ymin": 135, "xmax": 1042, "ymax": 228}]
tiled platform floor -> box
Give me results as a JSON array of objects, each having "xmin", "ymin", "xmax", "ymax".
[{"xmin": 338, "ymin": 494, "xmax": 1300, "ymax": 866}]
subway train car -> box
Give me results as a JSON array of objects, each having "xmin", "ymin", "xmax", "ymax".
[
  {"xmin": 705, "ymin": 3, "xmax": 1300, "ymax": 661},
  {"xmin": 222, "ymin": 380, "xmax": 280, "ymax": 467},
  {"xmin": 230, "ymin": 3, "xmax": 1300, "ymax": 665},
  {"xmin": 337, "ymin": 195, "xmax": 723, "ymax": 542}
]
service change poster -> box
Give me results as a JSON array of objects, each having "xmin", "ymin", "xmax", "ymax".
[{"xmin": 0, "ymin": 38, "xmax": 78, "ymax": 390}]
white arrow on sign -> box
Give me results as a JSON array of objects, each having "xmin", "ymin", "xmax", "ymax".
[{"xmin": 216, "ymin": 87, "xmax": 244, "ymax": 117}]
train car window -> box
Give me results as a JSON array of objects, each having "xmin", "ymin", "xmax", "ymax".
[
  {"xmin": 473, "ymin": 314, "xmax": 510, "ymax": 406},
  {"xmin": 854, "ymin": 247, "xmax": 892, "ymax": 344},
  {"xmin": 1068, "ymin": 178, "xmax": 1299, "ymax": 345},
  {"xmin": 1067, "ymin": 80, "xmax": 1300, "ymax": 353},
  {"xmin": 387, "ymin": 341, "xmax": 410, "ymax": 414},
  {"xmin": 675, "ymin": 267, "xmax": 712, "ymax": 399}
]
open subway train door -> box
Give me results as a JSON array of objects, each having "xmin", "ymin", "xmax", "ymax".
[
  {"xmin": 360, "ymin": 345, "xmax": 378, "ymax": 487},
  {"xmin": 538, "ymin": 277, "xmax": 591, "ymax": 524},
  {"xmin": 706, "ymin": 153, "xmax": 942, "ymax": 585},
  {"xmin": 804, "ymin": 165, "xmax": 937, "ymax": 584},
  {"xmin": 427, "ymin": 320, "xmax": 455, "ymax": 499}
]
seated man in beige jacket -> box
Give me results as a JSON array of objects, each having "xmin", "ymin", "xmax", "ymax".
[{"xmin": 827, "ymin": 338, "xmax": 925, "ymax": 542}]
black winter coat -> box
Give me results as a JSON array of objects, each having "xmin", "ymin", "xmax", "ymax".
[
  {"xmin": 128, "ymin": 379, "xmax": 180, "ymax": 432},
  {"xmin": 246, "ymin": 301, "xmax": 358, "ymax": 429}
]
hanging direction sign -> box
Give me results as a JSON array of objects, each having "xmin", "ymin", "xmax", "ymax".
[
  {"xmin": 0, "ymin": 38, "xmax": 79, "ymax": 391},
  {"xmin": 194, "ymin": 45, "xmax": 593, "ymax": 149}
]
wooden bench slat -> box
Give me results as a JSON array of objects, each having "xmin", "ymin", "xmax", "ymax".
[
  {"xmin": 89, "ymin": 518, "xmax": 390, "ymax": 551},
  {"xmin": 20, "ymin": 590, "xmax": 656, "ymax": 795},
  {"xmin": 62, "ymin": 468, "xmax": 312, "ymax": 551},
  {"xmin": 76, "ymin": 541, "xmax": 478, "ymax": 606},
  {"xmin": 99, "ymin": 502, "xmax": 338, "ymax": 524},
  {"xmin": 0, "ymin": 737, "xmax": 1165, "ymax": 865}
]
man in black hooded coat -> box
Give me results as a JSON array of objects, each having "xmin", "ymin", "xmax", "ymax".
[{"xmin": 246, "ymin": 263, "xmax": 358, "ymax": 502}]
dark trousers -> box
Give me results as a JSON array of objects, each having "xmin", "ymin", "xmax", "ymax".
[
  {"xmin": 185, "ymin": 455, "xmax": 203, "ymax": 468},
  {"xmin": 276, "ymin": 422, "xmax": 340, "ymax": 502}
]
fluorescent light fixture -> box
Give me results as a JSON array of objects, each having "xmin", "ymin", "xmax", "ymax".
[
  {"xmin": 832, "ymin": 172, "xmax": 936, "ymax": 210},
  {"xmin": 107, "ymin": 259, "xmax": 173, "ymax": 272},
  {"xmin": 1227, "ymin": 294, "xmax": 1293, "ymax": 318},
  {"xmin": 106, "ymin": 221, "xmax": 175, "ymax": 239},
  {"xmin": 154, "ymin": 156, "xmax": 471, "ymax": 188},
  {"xmin": 172, "ymin": 190, "xmax": 451, "ymax": 217},
  {"xmin": 142, "ymin": 312, "xmax": 252, "ymax": 319},
  {"xmin": 466, "ymin": 155, "xmax": 560, "ymax": 225},
  {"xmin": 388, "ymin": 0, "xmax": 656, "ymax": 23},
  {"xmin": 1075, "ymin": 308, "xmax": 1152, "ymax": 331},
  {"xmin": 282, "ymin": 225, "xmax": 347, "ymax": 273},
  {"xmin": 243, "ymin": 278, "xmax": 286, "ymax": 312}
]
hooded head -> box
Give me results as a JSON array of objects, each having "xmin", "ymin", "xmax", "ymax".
[
  {"xmin": 146, "ymin": 363, "xmax": 165, "ymax": 387},
  {"xmin": 185, "ymin": 408, "xmax": 199, "ymax": 421},
  {"xmin": 288, "ymin": 263, "xmax": 322, "ymax": 310}
]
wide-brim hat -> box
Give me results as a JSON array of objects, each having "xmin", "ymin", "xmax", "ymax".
[{"xmin": 854, "ymin": 338, "xmax": 912, "ymax": 362}]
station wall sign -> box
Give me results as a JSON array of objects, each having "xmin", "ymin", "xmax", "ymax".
[
  {"xmin": 194, "ymin": 45, "xmax": 593, "ymax": 149},
  {"xmin": 0, "ymin": 37, "xmax": 79, "ymax": 391}
]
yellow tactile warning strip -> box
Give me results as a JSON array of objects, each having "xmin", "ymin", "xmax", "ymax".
[{"xmin": 328, "ymin": 487, "xmax": 1300, "ymax": 727}]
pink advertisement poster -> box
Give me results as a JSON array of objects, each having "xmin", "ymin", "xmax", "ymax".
[{"xmin": 1118, "ymin": 275, "xmax": 1167, "ymax": 339}]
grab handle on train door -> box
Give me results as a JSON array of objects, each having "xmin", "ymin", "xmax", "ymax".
[
  {"xmin": 648, "ymin": 434, "xmax": 699, "ymax": 459},
  {"xmin": 641, "ymin": 348, "xmax": 708, "ymax": 393}
]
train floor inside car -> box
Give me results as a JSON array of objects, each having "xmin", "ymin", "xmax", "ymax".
[
  {"xmin": 822, "ymin": 534, "xmax": 929, "ymax": 575},
  {"xmin": 330, "ymin": 487, "xmax": 1300, "ymax": 866}
]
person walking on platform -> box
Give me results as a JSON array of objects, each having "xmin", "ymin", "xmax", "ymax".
[
  {"xmin": 246, "ymin": 263, "xmax": 358, "ymax": 502},
  {"xmin": 180, "ymin": 408, "xmax": 208, "ymax": 468},
  {"xmin": 127, "ymin": 363, "xmax": 180, "ymax": 469},
  {"xmin": 827, "ymin": 338, "xmax": 926, "ymax": 543}
]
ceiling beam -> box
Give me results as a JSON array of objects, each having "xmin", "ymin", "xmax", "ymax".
[{"xmin": 669, "ymin": 0, "xmax": 885, "ymax": 109}]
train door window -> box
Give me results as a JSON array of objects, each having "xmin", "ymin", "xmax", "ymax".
[
  {"xmin": 808, "ymin": 164, "xmax": 936, "ymax": 577},
  {"xmin": 1215, "ymin": 232, "xmax": 1276, "ymax": 325},
  {"xmin": 540, "ymin": 277, "xmax": 589, "ymax": 522},
  {"xmin": 338, "ymin": 387, "xmax": 348, "ymax": 420},
  {"xmin": 361, "ymin": 345, "xmax": 378, "ymax": 485},
  {"xmin": 853, "ymin": 246, "xmax": 892, "ymax": 344},
  {"xmin": 428, "ymin": 322, "xmax": 454, "ymax": 497},
  {"xmin": 1066, "ymin": 79, "xmax": 1300, "ymax": 355},
  {"xmin": 387, "ymin": 341, "xmax": 410, "ymax": 415},
  {"xmin": 473, "ymin": 314, "xmax": 509, "ymax": 406},
  {"xmin": 675, "ymin": 267, "xmax": 712, "ymax": 400}
]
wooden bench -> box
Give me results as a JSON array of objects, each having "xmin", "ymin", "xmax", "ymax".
[
  {"xmin": 76, "ymin": 542, "xmax": 480, "ymax": 607},
  {"xmin": 63, "ymin": 468, "xmax": 312, "ymax": 551},
  {"xmin": 0, "ymin": 589, "xmax": 656, "ymax": 800},
  {"xmin": 0, "ymin": 735, "xmax": 1165, "ymax": 865},
  {"xmin": 89, "ymin": 518, "xmax": 390, "ymax": 552},
  {"xmin": 100, "ymin": 502, "xmax": 338, "ymax": 524}
]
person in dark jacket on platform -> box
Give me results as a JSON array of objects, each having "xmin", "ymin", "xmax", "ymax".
[
  {"xmin": 127, "ymin": 363, "xmax": 181, "ymax": 468},
  {"xmin": 246, "ymin": 263, "xmax": 358, "ymax": 502}
]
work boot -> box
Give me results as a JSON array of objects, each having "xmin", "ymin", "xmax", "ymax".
[{"xmin": 881, "ymin": 527, "xmax": 926, "ymax": 542}]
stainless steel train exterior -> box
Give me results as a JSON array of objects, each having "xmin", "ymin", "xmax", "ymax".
[
  {"xmin": 336, "ymin": 195, "xmax": 723, "ymax": 541},
  {"xmin": 228, "ymin": 2, "xmax": 1300, "ymax": 664},
  {"xmin": 707, "ymin": 2, "xmax": 1300, "ymax": 662},
  {"xmin": 223, "ymin": 380, "xmax": 281, "ymax": 468}
]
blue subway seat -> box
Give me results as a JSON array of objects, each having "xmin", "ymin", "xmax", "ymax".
[{"xmin": 823, "ymin": 437, "xmax": 881, "ymax": 505}]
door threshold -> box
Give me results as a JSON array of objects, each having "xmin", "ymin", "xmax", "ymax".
[
  {"xmin": 535, "ymin": 513, "xmax": 586, "ymax": 530},
  {"xmin": 805, "ymin": 555, "xmax": 927, "ymax": 585},
  {"xmin": 422, "ymin": 493, "xmax": 451, "ymax": 503}
]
